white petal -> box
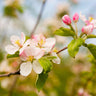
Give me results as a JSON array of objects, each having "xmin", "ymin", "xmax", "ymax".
[
  {"xmin": 19, "ymin": 50, "xmax": 27, "ymax": 61},
  {"xmin": 51, "ymin": 52, "xmax": 61, "ymax": 64},
  {"xmin": 20, "ymin": 62, "xmax": 32, "ymax": 76},
  {"xmin": 80, "ymin": 12, "xmax": 87, "ymax": 22},
  {"xmin": 25, "ymin": 46, "xmax": 44, "ymax": 59},
  {"xmin": 10, "ymin": 35, "xmax": 20, "ymax": 46},
  {"xmin": 20, "ymin": 32, "xmax": 25, "ymax": 45},
  {"xmin": 91, "ymin": 20, "xmax": 96, "ymax": 28},
  {"xmin": 32, "ymin": 60, "xmax": 43, "ymax": 74},
  {"xmin": 33, "ymin": 47, "xmax": 44, "ymax": 59},
  {"xmin": 43, "ymin": 38, "xmax": 56, "ymax": 52},
  {"xmin": 5, "ymin": 45, "xmax": 19, "ymax": 54}
]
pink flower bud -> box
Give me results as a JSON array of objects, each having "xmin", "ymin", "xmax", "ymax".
[
  {"xmin": 62, "ymin": 15, "xmax": 71, "ymax": 25},
  {"xmin": 82, "ymin": 24, "xmax": 94, "ymax": 34},
  {"xmin": 73, "ymin": 13, "xmax": 79, "ymax": 23}
]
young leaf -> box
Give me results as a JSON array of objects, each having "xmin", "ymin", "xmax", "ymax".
[
  {"xmin": 38, "ymin": 57, "xmax": 53, "ymax": 73},
  {"xmin": 68, "ymin": 38, "xmax": 84, "ymax": 58},
  {"xmin": 7, "ymin": 51, "xmax": 19, "ymax": 59},
  {"xmin": 54, "ymin": 27, "xmax": 75, "ymax": 37},
  {"xmin": 36, "ymin": 72, "xmax": 48, "ymax": 91},
  {"xmin": 87, "ymin": 44, "xmax": 96, "ymax": 59}
]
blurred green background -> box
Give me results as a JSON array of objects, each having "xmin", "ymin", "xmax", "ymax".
[{"xmin": 0, "ymin": 0, "xmax": 96, "ymax": 96}]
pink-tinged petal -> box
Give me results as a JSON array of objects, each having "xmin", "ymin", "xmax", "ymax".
[
  {"xmin": 20, "ymin": 32, "xmax": 25, "ymax": 45},
  {"xmin": 19, "ymin": 49, "xmax": 27, "ymax": 61},
  {"xmin": 32, "ymin": 34, "xmax": 46, "ymax": 42},
  {"xmin": 20, "ymin": 46, "xmax": 44, "ymax": 60},
  {"xmin": 20, "ymin": 61, "xmax": 32, "ymax": 76},
  {"xmin": 43, "ymin": 38, "xmax": 56, "ymax": 52},
  {"xmin": 85, "ymin": 20, "xmax": 90, "ymax": 25},
  {"xmin": 29, "ymin": 46, "xmax": 44, "ymax": 59},
  {"xmin": 73, "ymin": 13, "xmax": 79, "ymax": 23},
  {"xmin": 22, "ymin": 46, "xmax": 33, "ymax": 57},
  {"xmin": 10, "ymin": 35, "xmax": 20, "ymax": 46},
  {"xmin": 51, "ymin": 52, "xmax": 61, "ymax": 64},
  {"xmin": 32, "ymin": 60, "xmax": 43, "ymax": 74},
  {"xmin": 5, "ymin": 45, "xmax": 19, "ymax": 54},
  {"xmin": 34, "ymin": 48, "xmax": 44, "ymax": 59},
  {"xmin": 82, "ymin": 24, "xmax": 94, "ymax": 34},
  {"xmin": 62, "ymin": 15, "xmax": 71, "ymax": 25},
  {"xmin": 19, "ymin": 39, "xmax": 34, "ymax": 54}
]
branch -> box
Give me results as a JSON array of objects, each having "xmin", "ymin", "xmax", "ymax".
[
  {"xmin": 56, "ymin": 46, "xmax": 67, "ymax": 54},
  {"xmin": 0, "ymin": 70, "xmax": 20, "ymax": 77},
  {"xmin": 0, "ymin": 47, "xmax": 67, "ymax": 77},
  {"xmin": 30, "ymin": 0, "xmax": 47, "ymax": 36}
]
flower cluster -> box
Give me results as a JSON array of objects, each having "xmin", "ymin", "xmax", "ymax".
[
  {"xmin": 5, "ymin": 33, "xmax": 60, "ymax": 76},
  {"xmin": 62, "ymin": 13, "xmax": 96, "ymax": 35}
]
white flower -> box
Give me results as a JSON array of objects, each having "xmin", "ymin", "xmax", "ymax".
[
  {"xmin": 20, "ymin": 46, "xmax": 44, "ymax": 76},
  {"xmin": 5, "ymin": 32, "xmax": 25, "ymax": 54},
  {"xmin": 51, "ymin": 52, "xmax": 61, "ymax": 64},
  {"xmin": 31, "ymin": 34, "xmax": 56, "ymax": 53},
  {"xmin": 50, "ymin": 48, "xmax": 61, "ymax": 64},
  {"xmin": 80, "ymin": 12, "xmax": 87, "ymax": 22},
  {"xmin": 80, "ymin": 12, "xmax": 96, "ymax": 29}
]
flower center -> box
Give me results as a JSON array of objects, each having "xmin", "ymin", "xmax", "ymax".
[
  {"xmin": 89, "ymin": 17, "xmax": 93, "ymax": 22},
  {"xmin": 38, "ymin": 39, "xmax": 45, "ymax": 48},
  {"xmin": 15, "ymin": 40, "xmax": 22, "ymax": 47},
  {"xmin": 15, "ymin": 40, "xmax": 20, "ymax": 45},
  {"xmin": 53, "ymin": 48, "xmax": 58, "ymax": 52},
  {"xmin": 27, "ymin": 56, "xmax": 34, "ymax": 62}
]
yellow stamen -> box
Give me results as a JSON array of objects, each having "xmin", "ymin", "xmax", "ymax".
[
  {"xmin": 27, "ymin": 56, "xmax": 34, "ymax": 61},
  {"xmin": 15, "ymin": 40, "xmax": 21, "ymax": 46},
  {"xmin": 89, "ymin": 17, "xmax": 93, "ymax": 22},
  {"xmin": 39, "ymin": 39, "xmax": 45, "ymax": 46},
  {"xmin": 53, "ymin": 48, "xmax": 58, "ymax": 52}
]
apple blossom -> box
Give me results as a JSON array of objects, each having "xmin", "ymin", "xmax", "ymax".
[
  {"xmin": 5, "ymin": 32, "xmax": 25, "ymax": 54},
  {"xmin": 50, "ymin": 48, "xmax": 61, "ymax": 64},
  {"xmin": 31, "ymin": 34, "xmax": 56, "ymax": 53},
  {"xmin": 20, "ymin": 46, "xmax": 44, "ymax": 76},
  {"xmin": 73, "ymin": 13, "xmax": 79, "ymax": 23},
  {"xmin": 80, "ymin": 13, "xmax": 96, "ymax": 28},
  {"xmin": 62, "ymin": 15, "xmax": 71, "ymax": 25},
  {"xmin": 51, "ymin": 52, "xmax": 60, "ymax": 64},
  {"xmin": 82, "ymin": 24, "xmax": 94, "ymax": 34}
]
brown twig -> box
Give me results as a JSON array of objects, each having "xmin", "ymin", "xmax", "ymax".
[
  {"xmin": 30, "ymin": 0, "xmax": 47, "ymax": 37},
  {"xmin": 56, "ymin": 46, "xmax": 67, "ymax": 54},
  {"xmin": 0, "ymin": 70, "xmax": 20, "ymax": 77},
  {"xmin": 0, "ymin": 47, "xmax": 67, "ymax": 77}
]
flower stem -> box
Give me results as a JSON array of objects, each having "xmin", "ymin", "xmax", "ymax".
[{"xmin": 75, "ymin": 23, "xmax": 78, "ymax": 38}]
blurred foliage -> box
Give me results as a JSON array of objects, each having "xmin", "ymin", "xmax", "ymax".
[
  {"xmin": 0, "ymin": 0, "xmax": 96, "ymax": 96},
  {"xmin": 0, "ymin": 50, "xmax": 4, "ymax": 63},
  {"xmin": 3, "ymin": 0, "xmax": 24, "ymax": 17}
]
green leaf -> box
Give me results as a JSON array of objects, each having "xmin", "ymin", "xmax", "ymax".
[
  {"xmin": 7, "ymin": 51, "xmax": 19, "ymax": 59},
  {"xmin": 38, "ymin": 57, "xmax": 53, "ymax": 73},
  {"xmin": 17, "ymin": 6, "xmax": 24, "ymax": 13},
  {"xmin": 54, "ymin": 27, "xmax": 75, "ymax": 37},
  {"xmin": 4, "ymin": 6, "xmax": 17, "ymax": 17},
  {"xmin": 36, "ymin": 72, "xmax": 48, "ymax": 91},
  {"xmin": 87, "ymin": 44, "xmax": 96, "ymax": 59},
  {"xmin": 87, "ymin": 35, "xmax": 96, "ymax": 39},
  {"xmin": 68, "ymin": 38, "xmax": 84, "ymax": 57}
]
